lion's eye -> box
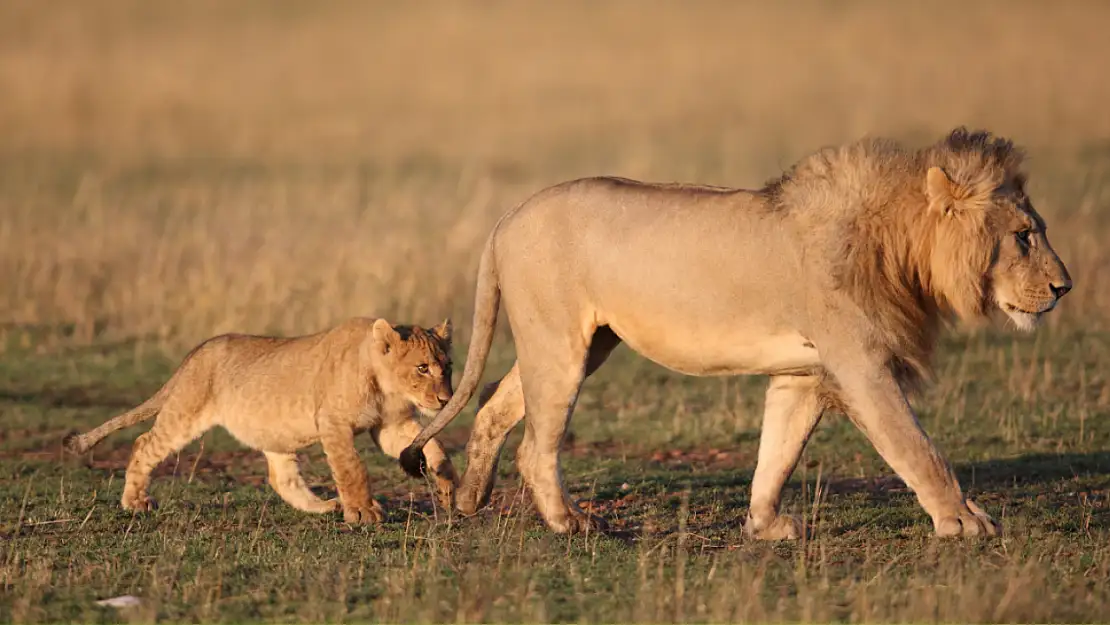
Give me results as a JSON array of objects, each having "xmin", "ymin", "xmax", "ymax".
[
  {"xmin": 416, "ymin": 364, "xmax": 429, "ymax": 374},
  {"xmin": 1015, "ymin": 230, "xmax": 1033, "ymax": 248}
]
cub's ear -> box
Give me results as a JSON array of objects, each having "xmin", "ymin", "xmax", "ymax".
[
  {"xmin": 925, "ymin": 166, "xmax": 954, "ymax": 215},
  {"xmin": 432, "ymin": 318, "xmax": 452, "ymax": 343},
  {"xmin": 372, "ymin": 318, "xmax": 400, "ymax": 354}
]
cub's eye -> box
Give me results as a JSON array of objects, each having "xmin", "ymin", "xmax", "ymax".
[
  {"xmin": 1015, "ymin": 230, "xmax": 1033, "ymax": 248},
  {"xmin": 416, "ymin": 364, "xmax": 429, "ymax": 374}
]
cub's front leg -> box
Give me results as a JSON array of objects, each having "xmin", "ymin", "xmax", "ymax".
[
  {"xmin": 374, "ymin": 418, "xmax": 459, "ymax": 511},
  {"xmin": 319, "ymin": 421, "xmax": 383, "ymax": 524}
]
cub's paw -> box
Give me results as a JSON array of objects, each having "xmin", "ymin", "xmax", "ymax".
[
  {"xmin": 744, "ymin": 513, "xmax": 803, "ymax": 541},
  {"xmin": 342, "ymin": 499, "xmax": 385, "ymax": 525},
  {"xmin": 934, "ymin": 500, "xmax": 1001, "ymax": 538},
  {"xmin": 121, "ymin": 492, "xmax": 157, "ymax": 512},
  {"xmin": 434, "ymin": 479, "xmax": 456, "ymax": 511}
]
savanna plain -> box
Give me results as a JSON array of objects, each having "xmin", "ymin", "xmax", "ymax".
[{"xmin": 1, "ymin": 2, "xmax": 1109, "ymax": 622}]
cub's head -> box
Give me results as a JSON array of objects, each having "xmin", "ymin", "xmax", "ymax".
[
  {"xmin": 923, "ymin": 128, "xmax": 1072, "ymax": 331},
  {"xmin": 370, "ymin": 318, "xmax": 453, "ymax": 415}
]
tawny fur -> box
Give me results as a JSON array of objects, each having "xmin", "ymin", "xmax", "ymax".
[
  {"xmin": 762, "ymin": 128, "xmax": 1036, "ymax": 390},
  {"xmin": 65, "ymin": 317, "xmax": 458, "ymax": 524},
  {"xmin": 401, "ymin": 127, "xmax": 1071, "ymax": 540}
]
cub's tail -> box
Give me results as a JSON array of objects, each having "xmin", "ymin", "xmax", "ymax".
[
  {"xmin": 63, "ymin": 342, "xmax": 206, "ymax": 454},
  {"xmin": 63, "ymin": 390, "xmax": 167, "ymax": 454}
]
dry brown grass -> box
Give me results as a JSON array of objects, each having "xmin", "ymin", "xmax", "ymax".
[
  {"xmin": 0, "ymin": 7, "xmax": 1108, "ymax": 622},
  {"xmin": 1, "ymin": 0, "xmax": 1109, "ymax": 353},
  {"xmin": 4, "ymin": 1, "xmax": 1110, "ymax": 160}
]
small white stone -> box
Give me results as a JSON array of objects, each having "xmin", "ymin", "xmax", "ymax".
[{"xmin": 96, "ymin": 595, "xmax": 142, "ymax": 609}]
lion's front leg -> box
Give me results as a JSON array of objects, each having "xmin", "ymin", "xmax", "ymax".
[
  {"xmin": 830, "ymin": 357, "xmax": 1000, "ymax": 538},
  {"xmin": 745, "ymin": 374, "xmax": 825, "ymax": 540}
]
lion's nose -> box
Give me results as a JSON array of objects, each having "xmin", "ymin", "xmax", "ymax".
[{"xmin": 1051, "ymin": 280, "xmax": 1072, "ymax": 299}]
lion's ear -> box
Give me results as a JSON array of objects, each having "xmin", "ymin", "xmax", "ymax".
[
  {"xmin": 372, "ymin": 318, "xmax": 400, "ymax": 354},
  {"xmin": 925, "ymin": 166, "xmax": 954, "ymax": 215},
  {"xmin": 432, "ymin": 318, "xmax": 452, "ymax": 343}
]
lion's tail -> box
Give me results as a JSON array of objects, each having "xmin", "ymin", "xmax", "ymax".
[{"xmin": 400, "ymin": 229, "xmax": 501, "ymax": 478}]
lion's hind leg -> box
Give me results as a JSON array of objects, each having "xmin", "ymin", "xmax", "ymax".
[
  {"xmin": 460, "ymin": 328, "xmax": 620, "ymax": 517},
  {"xmin": 457, "ymin": 364, "xmax": 525, "ymax": 515},
  {"xmin": 510, "ymin": 321, "xmax": 613, "ymax": 534},
  {"xmin": 745, "ymin": 374, "xmax": 825, "ymax": 540},
  {"xmin": 264, "ymin": 451, "xmax": 340, "ymax": 514}
]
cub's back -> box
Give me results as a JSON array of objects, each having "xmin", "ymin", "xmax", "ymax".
[{"xmin": 194, "ymin": 328, "xmax": 354, "ymax": 402}]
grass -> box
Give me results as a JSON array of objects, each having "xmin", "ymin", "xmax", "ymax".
[
  {"xmin": 2, "ymin": 331, "xmax": 1108, "ymax": 622},
  {"xmin": 1, "ymin": 1, "xmax": 1109, "ymax": 622}
]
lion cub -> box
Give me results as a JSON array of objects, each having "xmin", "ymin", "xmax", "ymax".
[{"xmin": 64, "ymin": 317, "xmax": 458, "ymax": 524}]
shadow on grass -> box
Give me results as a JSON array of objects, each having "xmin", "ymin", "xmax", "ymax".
[
  {"xmin": 957, "ymin": 450, "xmax": 1110, "ymax": 487},
  {"xmin": 559, "ymin": 449, "xmax": 1110, "ymax": 537}
]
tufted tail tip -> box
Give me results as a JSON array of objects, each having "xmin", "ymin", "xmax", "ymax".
[
  {"xmin": 62, "ymin": 432, "xmax": 85, "ymax": 455},
  {"xmin": 399, "ymin": 446, "xmax": 428, "ymax": 478}
]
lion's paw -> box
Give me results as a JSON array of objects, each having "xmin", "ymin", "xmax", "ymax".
[
  {"xmin": 744, "ymin": 513, "xmax": 803, "ymax": 540},
  {"xmin": 455, "ymin": 478, "xmax": 494, "ymax": 516},
  {"xmin": 548, "ymin": 505, "xmax": 609, "ymax": 535},
  {"xmin": 934, "ymin": 500, "xmax": 1001, "ymax": 538},
  {"xmin": 121, "ymin": 492, "xmax": 157, "ymax": 512},
  {"xmin": 455, "ymin": 487, "xmax": 482, "ymax": 516},
  {"xmin": 343, "ymin": 499, "xmax": 385, "ymax": 525}
]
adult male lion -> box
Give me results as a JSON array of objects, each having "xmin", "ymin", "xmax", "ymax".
[{"xmin": 401, "ymin": 128, "xmax": 1072, "ymax": 538}]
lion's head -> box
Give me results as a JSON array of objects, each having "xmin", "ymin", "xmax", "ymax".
[
  {"xmin": 921, "ymin": 129, "xmax": 1072, "ymax": 331},
  {"xmin": 767, "ymin": 127, "xmax": 1073, "ymax": 385},
  {"xmin": 370, "ymin": 318, "xmax": 454, "ymax": 415}
]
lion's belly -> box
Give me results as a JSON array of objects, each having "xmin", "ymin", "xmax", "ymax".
[{"xmin": 611, "ymin": 323, "xmax": 821, "ymax": 377}]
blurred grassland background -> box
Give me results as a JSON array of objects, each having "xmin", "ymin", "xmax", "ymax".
[
  {"xmin": 1, "ymin": 2, "xmax": 1110, "ymax": 622},
  {"xmin": 2, "ymin": 0, "xmax": 1110, "ymax": 352}
]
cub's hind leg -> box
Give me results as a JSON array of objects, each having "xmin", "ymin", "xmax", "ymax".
[
  {"xmin": 263, "ymin": 451, "xmax": 340, "ymax": 514},
  {"xmin": 121, "ymin": 405, "xmax": 214, "ymax": 512}
]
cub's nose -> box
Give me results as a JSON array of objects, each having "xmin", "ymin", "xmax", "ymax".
[{"xmin": 1051, "ymin": 280, "xmax": 1072, "ymax": 299}]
